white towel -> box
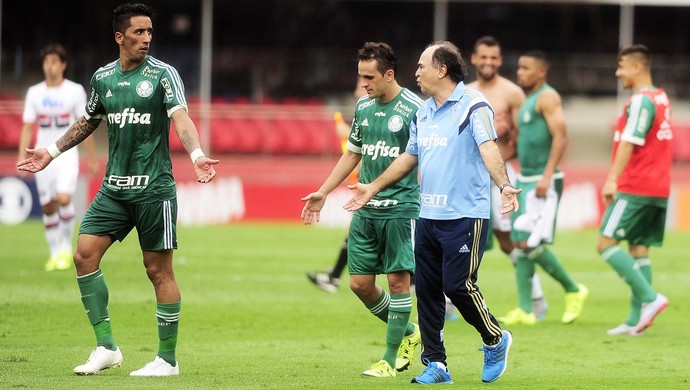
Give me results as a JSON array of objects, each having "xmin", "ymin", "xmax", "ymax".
[{"xmin": 513, "ymin": 189, "xmax": 558, "ymax": 247}]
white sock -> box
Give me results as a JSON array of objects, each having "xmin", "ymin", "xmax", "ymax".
[
  {"xmin": 434, "ymin": 362, "xmax": 447, "ymax": 371},
  {"xmin": 531, "ymin": 273, "xmax": 545, "ymax": 300},
  {"xmin": 58, "ymin": 203, "xmax": 76, "ymax": 253},
  {"xmin": 43, "ymin": 213, "xmax": 61, "ymax": 258}
]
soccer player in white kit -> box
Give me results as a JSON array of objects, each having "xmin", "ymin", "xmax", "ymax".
[{"xmin": 17, "ymin": 44, "xmax": 97, "ymax": 271}]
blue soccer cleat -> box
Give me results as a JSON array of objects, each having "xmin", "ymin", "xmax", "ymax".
[
  {"xmin": 411, "ymin": 359, "xmax": 453, "ymax": 384},
  {"xmin": 480, "ymin": 330, "xmax": 512, "ymax": 383}
]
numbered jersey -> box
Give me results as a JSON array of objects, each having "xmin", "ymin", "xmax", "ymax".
[
  {"xmin": 613, "ymin": 87, "xmax": 672, "ymax": 198},
  {"xmin": 22, "ymin": 79, "xmax": 86, "ymax": 148},
  {"xmin": 85, "ymin": 56, "xmax": 188, "ymax": 203},
  {"xmin": 346, "ymin": 88, "xmax": 422, "ymax": 219}
]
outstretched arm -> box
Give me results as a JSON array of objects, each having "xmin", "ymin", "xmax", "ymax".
[
  {"xmin": 343, "ymin": 151, "xmax": 418, "ymax": 212},
  {"xmin": 171, "ymin": 109, "xmax": 219, "ymax": 183},
  {"xmin": 17, "ymin": 116, "xmax": 101, "ymax": 173}
]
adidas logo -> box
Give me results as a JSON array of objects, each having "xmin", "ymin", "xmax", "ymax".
[
  {"xmin": 458, "ymin": 244, "xmax": 470, "ymax": 253},
  {"xmin": 361, "ymin": 118, "xmax": 369, "ymax": 126},
  {"xmin": 105, "ymin": 89, "xmax": 113, "ymax": 98}
]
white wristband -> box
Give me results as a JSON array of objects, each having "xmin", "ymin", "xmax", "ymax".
[
  {"xmin": 47, "ymin": 143, "xmax": 62, "ymax": 159},
  {"xmin": 190, "ymin": 148, "xmax": 205, "ymax": 163}
]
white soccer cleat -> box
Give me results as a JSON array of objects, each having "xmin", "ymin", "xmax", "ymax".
[
  {"xmin": 633, "ymin": 293, "xmax": 668, "ymax": 334},
  {"xmin": 73, "ymin": 346, "xmax": 123, "ymax": 375},
  {"xmin": 606, "ymin": 323, "xmax": 640, "ymax": 336},
  {"xmin": 130, "ymin": 356, "xmax": 179, "ymax": 376}
]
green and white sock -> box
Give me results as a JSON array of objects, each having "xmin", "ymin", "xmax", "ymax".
[
  {"xmin": 516, "ymin": 251, "xmax": 535, "ymax": 313},
  {"xmin": 625, "ymin": 257, "xmax": 653, "ymax": 326},
  {"xmin": 366, "ymin": 289, "xmax": 390, "ymax": 323},
  {"xmin": 532, "ymin": 246, "xmax": 579, "ymax": 293},
  {"xmin": 382, "ymin": 293, "xmax": 412, "ymax": 367},
  {"xmin": 77, "ymin": 269, "xmax": 115, "ymax": 350},
  {"xmin": 157, "ymin": 301, "xmax": 181, "ymax": 365},
  {"xmin": 601, "ymin": 246, "xmax": 656, "ymax": 303}
]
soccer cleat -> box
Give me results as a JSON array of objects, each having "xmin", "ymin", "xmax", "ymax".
[
  {"xmin": 396, "ymin": 323, "xmax": 421, "ymax": 372},
  {"xmin": 607, "ymin": 323, "xmax": 641, "ymax": 336},
  {"xmin": 130, "ymin": 356, "xmax": 179, "ymax": 376},
  {"xmin": 306, "ymin": 272, "xmax": 339, "ymax": 293},
  {"xmin": 562, "ymin": 283, "xmax": 589, "ymax": 324},
  {"xmin": 44, "ymin": 256, "xmax": 59, "ymax": 272},
  {"xmin": 55, "ymin": 250, "xmax": 72, "ymax": 270},
  {"xmin": 362, "ymin": 360, "xmax": 396, "ymax": 377},
  {"xmin": 532, "ymin": 296, "xmax": 549, "ymax": 321},
  {"xmin": 73, "ymin": 346, "xmax": 123, "ymax": 375},
  {"xmin": 411, "ymin": 360, "xmax": 453, "ymax": 384},
  {"xmin": 480, "ymin": 330, "xmax": 512, "ymax": 383},
  {"xmin": 497, "ymin": 308, "xmax": 536, "ymax": 325},
  {"xmin": 632, "ymin": 293, "xmax": 668, "ymax": 334}
]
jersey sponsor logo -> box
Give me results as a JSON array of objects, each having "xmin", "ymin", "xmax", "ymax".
[
  {"xmin": 106, "ymin": 174, "xmax": 150, "ymax": 190},
  {"xmin": 388, "ymin": 115, "xmax": 404, "ymax": 133},
  {"xmin": 161, "ymin": 78, "xmax": 174, "ymax": 101},
  {"xmin": 95, "ymin": 69, "xmax": 115, "ymax": 80},
  {"xmin": 87, "ymin": 89, "xmax": 99, "ymax": 113},
  {"xmin": 41, "ymin": 97, "xmax": 64, "ymax": 109},
  {"xmin": 394, "ymin": 101, "xmax": 413, "ymax": 117},
  {"xmin": 141, "ymin": 65, "xmax": 161, "ymax": 79},
  {"xmin": 418, "ymin": 132, "xmax": 448, "ymax": 148},
  {"xmin": 136, "ymin": 80, "xmax": 154, "ymax": 98},
  {"xmin": 105, "ymin": 90, "xmax": 113, "ymax": 98},
  {"xmin": 374, "ymin": 112, "xmax": 386, "ymax": 117},
  {"xmin": 420, "ymin": 193, "xmax": 448, "ymax": 207},
  {"xmin": 366, "ymin": 198, "xmax": 399, "ymax": 208},
  {"xmin": 361, "ymin": 141, "xmax": 400, "ymax": 160},
  {"xmin": 361, "ymin": 118, "xmax": 369, "ymax": 127},
  {"xmin": 107, "ymin": 108, "xmax": 152, "ymax": 128},
  {"xmin": 118, "ymin": 81, "xmax": 131, "ymax": 87},
  {"xmin": 358, "ymin": 99, "xmax": 375, "ymax": 110}
]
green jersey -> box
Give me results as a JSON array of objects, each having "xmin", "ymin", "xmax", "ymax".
[
  {"xmin": 517, "ymin": 84, "xmax": 561, "ymax": 176},
  {"xmin": 347, "ymin": 88, "xmax": 422, "ymax": 219},
  {"xmin": 85, "ymin": 56, "xmax": 187, "ymax": 203}
]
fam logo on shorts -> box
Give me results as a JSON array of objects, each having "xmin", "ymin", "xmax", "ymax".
[
  {"xmin": 136, "ymin": 80, "xmax": 154, "ymax": 98},
  {"xmin": 388, "ymin": 115, "xmax": 404, "ymax": 132}
]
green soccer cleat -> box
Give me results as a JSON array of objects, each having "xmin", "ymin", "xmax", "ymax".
[
  {"xmin": 562, "ymin": 283, "xmax": 589, "ymax": 324},
  {"xmin": 497, "ymin": 308, "xmax": 536, "ymax": 325},
  {"xmin": 396, "ymin": 322, "xmax": 421, "ymax": 372},
  {"xmin": 362, "ymin": 360, "xmax": 396, "ymax": 377}
]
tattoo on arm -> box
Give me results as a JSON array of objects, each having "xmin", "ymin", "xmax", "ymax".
[
  {"xmin": 56, "ymin": 117, "xmax": 101, "ymax": 152},
  {"xmin": 178, "ymin": 129, "xmax": 195, "ymax": 152}
]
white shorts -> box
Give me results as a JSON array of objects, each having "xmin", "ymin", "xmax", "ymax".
[
  {"xmin": 490, "ymin": 160, "xmax": 517, "ymax": 232},
  {"xmin": 35, "ymin": 147, "xmax": 79, "ymax": 205}
]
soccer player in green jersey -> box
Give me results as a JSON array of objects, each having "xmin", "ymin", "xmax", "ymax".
[
  {"xmin": 498, "ymin": 51, "xmax": 588, "ymax": 326},
  {"xmin": 17, "ymin": 3, "xmax": 218, "ymax": 376},
  {"xmin": 301, "ymin": 42, "xmax": 423, "ymax": 378}
]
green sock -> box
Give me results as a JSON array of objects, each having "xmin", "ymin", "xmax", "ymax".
[
  {"xmin": 157, "ymin": 302, "xmax": 181, "ymax": 366},
  {"xmin": 382, "ymin": 293, "xmax": 412, "ymax": 368},
  {"xmin": 601, "ymin": 246, "xmax": 656, "ymax": 303},
  {"xmin": 625, "ymin": 257, "xmax": 653, "ymax": 326},
  {"xmin": 532, "ymin": 246, "xmax": 579, "ymax": 293},
  {"xmin": 77, "ymin": 269, "xmax": 115, "ymax": 350},
  {"xmin": 366, "ymin": 289, "xmax": 390, "ymax": 323},
  {"xmin": 516, "ymin": 252, "xmax": 535, "ymax": 313}
]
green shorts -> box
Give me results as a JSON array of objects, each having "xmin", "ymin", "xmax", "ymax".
[
  {"xmin": 80, "ymin": 191, "xmax": 178, "ymax": 251},
  {"xmin": 510, "ymin": 173, "xmax": 563, "ymax": 244},
  {"xmin": 599, "ymin": 193, "xmax": 667, "ymax": 247},
  {"xmin": 347, "ymin": 214, "xmax": 415, "ymax": 275}
]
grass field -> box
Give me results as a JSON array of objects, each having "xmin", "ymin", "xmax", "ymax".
[{"xmin": 0, "ymin": 221, "xmax": 688, "ymax": 389}]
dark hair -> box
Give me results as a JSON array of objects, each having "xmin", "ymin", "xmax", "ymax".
[
  {"xmin": 619, "ymin": 44, "xmax": 651, "ymax": 67},
  {"xmin": 473, "ymin": 35, "xmax": 500, "ymax": 53},
  {"xmin": 357, "ymin": 42, "xmax": 397, "ymax": 76},
  {"xmin": 40, "ymin": 43, "xmax": 67, "ymax": 63},
  {"xmin": 113, "ymin": 3, "xmax": 154, "ymax": 35},
  {"xmin": 521, "ymin": 50, "xmax": 549, "ymax": 68},
  {"xmin": 427, "ymin": 41, "xmax": 467, "ymax": 83}
]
